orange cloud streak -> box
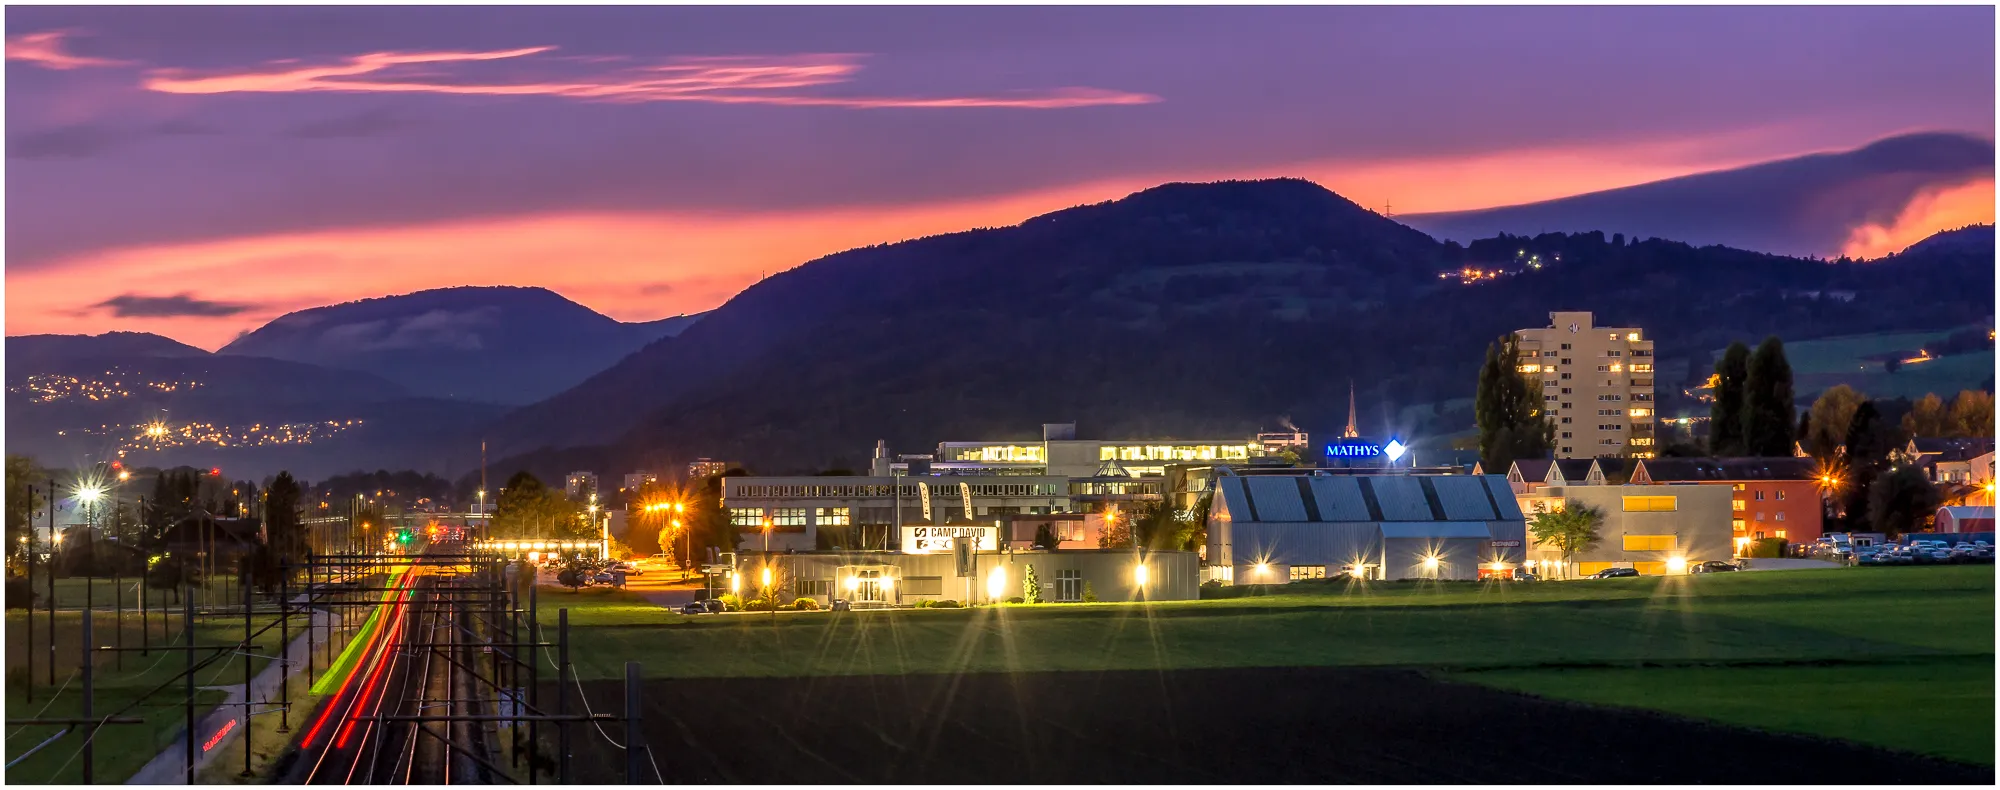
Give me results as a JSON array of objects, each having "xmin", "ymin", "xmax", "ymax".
[
  {"xmin": 6, "ymin": 129, "xmax": 1857, "ymax": 350},
  {"xmin": 143, "ymin": 47, "xmax": 1158, "ymax": 108},
  {"xmin": 6, "ymin": 30, "xmax": 131, "ymax": 70},
  {"xmin": 1840, "ymin": 177, "xmax": 1996, "ymax": 259}
]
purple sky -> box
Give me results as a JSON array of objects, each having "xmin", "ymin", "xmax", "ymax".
[{"xmin": 7, "ymin": 5, "xmax": 1993, "ymax": 348}]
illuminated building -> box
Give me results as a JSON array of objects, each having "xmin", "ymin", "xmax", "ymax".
[
  {"xmin": 1512, "ymin": 311, "xmax": 1656, "ymax": 459},
  {"xmin": 686, "ymin": 458, "xmax": 735, "ymax": 480},
  {"xmin": 564, "ymin": 471, "xmax": 598, "ymax": 501},
  {"xmin": 925, "ymin": 422, "xmax": 1270, "ymax": 477},
  {"xmin": 1521, "ymin": 483, "xmax": 1733, "ymax": 576},
  {"xmin": 1629, "ymin": 457, "xmax": 1826, "ymax": 552},
  {"xmin": 1204, "ymin": 470, "xmax": 1528, "ymax": 582}
]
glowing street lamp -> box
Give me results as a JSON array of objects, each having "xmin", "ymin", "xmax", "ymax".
[{"xmin": 985, "ymin": 565, "xmax": 1007, "ymax": 602}]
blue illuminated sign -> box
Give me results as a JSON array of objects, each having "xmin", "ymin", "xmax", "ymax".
[
  {"xmin": 1325, "ymin": 439, "xmax": 1409, "ymax": 462},
  {"xmin": 1325, "ymin": 442, "xmax": 1381, "ymax": 458}
]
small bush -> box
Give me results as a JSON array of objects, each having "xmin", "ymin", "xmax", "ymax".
[
  {"xmin": 913, "ymin": 599, "xmax": 932, "ymax": 608},
  {"xmin": 5, "ymin": 576, "xmax": 35, "ymax": 610},
  {"xmin": 743, "ymin": 597, "xmax": 780, "ymax": 612},
  {"xmin": 716, "ymin": 593, "xmax": 744, "ymax": 612},
  {"xmin": 1006, "ymin": 596, "xmax": 1024, "ymax": 604},
  {"xmin": 1748, "ymin": 538, "xmax": 1789, "ymax": 559},
  {"xmin": 931, "ymin": 600, "xmax": 962, "ymax": 609},
  {"xmin": 1081, "ymin": 582, "xmax": 1098, "ymax": 603},
  {"xmin": 792, "ymin": 597, "xmax": 820, "ymax": 611}
]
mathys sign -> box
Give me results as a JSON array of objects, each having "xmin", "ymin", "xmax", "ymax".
[{"xmin": 902, "ymin": 525, "xmax": 995, "ymax": 554}]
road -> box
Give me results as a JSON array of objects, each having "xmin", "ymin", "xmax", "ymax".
[{"xmin": 284, "ymin": 564, "xmax": 460, "ymax": 784}]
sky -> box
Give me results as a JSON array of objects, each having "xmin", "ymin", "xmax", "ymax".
[{"xmin": 6, "ymin": 5, "xmax": 1994, "ymax": 350}]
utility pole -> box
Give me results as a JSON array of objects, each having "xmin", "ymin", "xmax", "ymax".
[{"xmin": 48, "ymin": 479, "xmax": 57, "ymax": 685}]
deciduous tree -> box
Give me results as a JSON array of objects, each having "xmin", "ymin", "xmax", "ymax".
[
  {"xmin": 1868, "ymin": 466, "xmax": 1942, "ymax": 539},
  {"xmin": 1902, "ymin": 393, "xmax": 1949, "ymax": 437},
  {"xmin": 1840, "ymin": 402, "xmax": 1901, "ymax": 527},
  {"xmin": 1949, "ymin": 390, "xmax": 1995, "ymax": 438},
  {"xmin": 1528, "ymin": 502, "xmax": 1604, "ymax": 580},
  {"xmin": 1805, "ymin": 385, "xmax": 1866, "ymax": 464}
]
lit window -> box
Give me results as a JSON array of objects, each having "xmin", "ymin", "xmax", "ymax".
[
  {"xmin": 1289, "ymin": 565, "xmax": 1327, "ymax": 581},
  {"xmin": 815, "ymin": 507, "xmax": 852, "ymax": 526},
  {"xmin": 729, "ymin": 507, "xmax": 764, "ymax": 527},
  {"xmin": 1776, "ymin": 490, "xmax": 1786, "ymax": 501},
  {"xmin": 1629, "ymin": 408, "xmax": 1652, "ymax": 417},
  {"xmin": 1775, "ymin": 529, "xmax": 1787, "ymax": 539},
  {"xmin": 1732, "ymin": 500, "xmax": 1746, "ymax": 511},
  {"xmin": 1627, "ymin": 332, "xmax": 1641, "ymax": 341},
  {"xmin": 1621, "ymin": 496, "xmax": 1678, "ymax": 512},
  {"xmin": 1622, "ymin": 534, "xmax": 1677, "ymax": 551},
  {"xmin": 1732, "ymin": 518, "xmax": 1746, "ymax": 531},
  {"xmin": 1518, "ymin": 364, "xmax": 1542, "ymax": 373}
]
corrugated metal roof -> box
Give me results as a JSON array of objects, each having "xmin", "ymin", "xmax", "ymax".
[
  {"xmin": 1431, "ymin": 476, "xmax": 1498, "ymax": 521},
  {"xmin": 1230, "ymin": 522, "xmax": 1383, "ymax": 565},
  {"xmin": 1365, "ymin": 476, "xmax": 1433, "ymax": 521},
  {"xmin": 1484, "ymin": 476, "xmax": 1525, "ymax": 520},
  {"xmin": 1243, "ymin": 476, "xmax": 1309, "ymax": 522},
  {"xmin": 1307, "ymin": 476, "xmax": 1373, "ymax": 521},
  {"xmin": 1381, "ymin": 522, "xmax": 1494, "ymax": 539}
]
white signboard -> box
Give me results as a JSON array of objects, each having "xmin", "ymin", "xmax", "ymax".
[{"xmin": 902, "ymin": 525, "xmax": 995, "ymax": 554}]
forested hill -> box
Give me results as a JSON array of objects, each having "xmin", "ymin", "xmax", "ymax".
[{"xmin": 477, "ymin": 179, "xmax": 1993, "ymax": 480}]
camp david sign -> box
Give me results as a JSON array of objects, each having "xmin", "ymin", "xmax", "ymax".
[{"xmin": 902, "ymin": 525, "xmax": 995, "ymax": 554}]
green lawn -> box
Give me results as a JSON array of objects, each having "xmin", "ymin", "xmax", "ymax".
[
  {"xmin": 538, "ymin": 566, "xmax": 1994, "ymax": 765},
  {"xmin": 1718, "ymin": 328, "xmax": 1994, "ymax": 401},
  {"xmin": 19, "ymin": 574, "xmax": 249, "ymax": 610},
  {"xmin": 4, "ymin": 608, "xmax": 298, "ymax": 784}
]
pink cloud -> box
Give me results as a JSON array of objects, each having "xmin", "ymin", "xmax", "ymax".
[
  {"xmin": 6, "ymin": 30, "xmax": 132, "ymax": 70},
  {"xmin": 142, "ymin": 46, "xmax": 1158, "ymax": 109}
]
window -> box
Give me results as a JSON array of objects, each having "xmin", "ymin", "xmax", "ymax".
[
  {"xmin": 1622, "ymin": 534, "xmax": 1677, "ymax": 551},
  {"xmin": 1732, "ymin": 500, "xmax": 1746, "ymax": 512},
  {"xmin": 772, "ymin": 508, "xmax": 807, "ymax": 529},
  {"xmin": 903, "ymin": 576, "xmax": 944, "ymax": 596},
  {"xmin": 1606, "ymin": 350, "xmax": 1622, "ymax": 357},
  {"xmin": 1732, "ymin": 483, "xmax": 1745, "ymax": 491},
  {"xmin": 1543, "ymin": 350, "xmax": 1558, "ymax": 357},
  {"xmin": 1775, "ymin": 530, "xmax": 1787, "ymax": 539},
  {"xmin": 1629, "ymin": 408, "xmax": 1651, "ymax": 417},
  {"xmin": 1055, "ymin": 569, "xmax": 1083, "ymax": 602},
  {"xmin": 1289, "ymin": 565, "xmax": 1327, "ymax": 581},
  {"xmin": 1561, "ymin": 358, "xmax": 1573, "ymax": 365},
  {"xmin": 1561, "ymin": 432, "xmax": 1572, "ymax": 439},
  {"xmin": 1622, "ymin": 496, "xmax": 1678, "ymax": 512},
  {"xmin": 1561, "ymin": 417, "xmax": 1572, "ymax": 424},
  {"xmin": 1596, "ymin": 365, "xmax": 1610, "ymax": 372},
  {"xmin": 1627, "ymin": 332, "xmax": 1641, "ymax": 341},
  {"xmin": 1546, "ymin": 394, "xmax": 1559, "ymax": 401},
  {"xmin": 1561, "ymin": 387, "xmax": 1573, "ymax": 394},
  {"xmin": 1600, "ymin": 438, "xmax": 1620, "ymax": 445},
  {"xmin": 1561, "ymin": 343, "xmax": 1572, "ymax": 350},
  {"xmin": 1755, "ymin": 512, "xmax": 1765, "ymax": 522},
  {"xmin": 1631, "ymin": 364, "xmax": 1653, "ymax": 373},
  {"xmin": 794, "ymin": 579, "xmax": 832, "ymax": 597},
  {"xmin": 1608, "ymin": 333, "xmax": 1619, "ymax": 341},
  {"xmin": 1560, "ymin": 446, "xmax": 1572, "ymax": 454},
  {"xmin": 1775, "ymin": 490, "xmax": 1786, "ymax": 501},
  {"xmin": 1732, "ymin": 518, "xmax": 1746, "ymax": 531},
  {"xmin": 729, "ymin": 507, "xmax": 764, "ymax": 527},
  {"xmin": 1608, "ymin": 364, "xmax": 1624, "ymax": 373},
  {"xmin": 815, "ymin": 507, "xmax": 852, "ymax": 526},
  {"xmin": 1518, "ymin": 364, "xmax": 1542, "ymax": 373},
  {"xmin": 1754, "ymin": 491, "xmax": 1765, "ymax": 501},
  {"xmin": 1753, "ymin": 531, "xmax": 1765, "ymax": 540},
  {"xmin": 1630, "ymin": 438, "xmax": 1654, "ymax": 446},
  {"xmin": 1544, "ymin": 380, "xmax": 1558, "ymax": 388}
]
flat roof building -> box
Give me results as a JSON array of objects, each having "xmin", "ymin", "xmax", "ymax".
[
  {"xmin": 1525, "ymin": 484, "xmax": 1733, "ymax": 578},
  {"xmin": 1513, "ymin": 311, "xmax": 1656, "ymax": 459},
  {"xmin": 1205, "ymin": 471, "xmax": 1527, "ymax": 582},
  {"xmin": 1631, "ymin": 457, "xmax": 1827, "ymax": 553}
]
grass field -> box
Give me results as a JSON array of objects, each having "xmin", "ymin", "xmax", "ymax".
[
  {"xmin": 2, "ymin": 609, "xmax": 287, "ymax": 784},
  {"xmin": 1718, "ymin": 328, "xmax": 1994, "ymax": 401},
  {"xmin": 20, "ymin": 574, "xmax": 249, "ymax": 610},
  {"xmin": 538, "ymin": 566, "xmax": 1993, "ymax": 765}
]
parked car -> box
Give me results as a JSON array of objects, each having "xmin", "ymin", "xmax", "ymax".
[
  {"xmin": 1592, "ymin": 567, "xmax": 1640, "ymax": 579},
  {"xmin": 615, "ymin": 561, "xmax": 645, "ymax": 576},
  {"xmin": 678, "ymin": 601, "xmax": 707, "ymax": 615},
  {"xmin": 1690, "ymin": 560, "xmax": 1739, "ymax": 573},
  {"xmin": 703, "ymin": 598, "xmax": 726, "ymax": 613}
]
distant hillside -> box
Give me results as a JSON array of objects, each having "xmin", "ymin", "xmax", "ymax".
[
  {"xmin": 1896, "ymin": 223, "xmax": 1995, "ymax": 259},
  {"xmin": 6, "ymin": 331, "xmax": 208, "ymax": 368},
  {"xmin": 1403, "ymin": 132, "xmax": 1995, "ymax": 258},
  {"xmin": 4, "ymin": 331, "xmax": 507, "ymax": 479},
  {"xmin": 475, "ymin": 178, "xmax": 1993, "ymax": 481},
  {"xmin": 219, "ymin": 286, "xmax": 700, "ymax": 405}
]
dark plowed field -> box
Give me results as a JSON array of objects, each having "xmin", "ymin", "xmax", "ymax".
[{"xmin": 546, "ymin": 667, "xmax": 1992, "ymax": 784}]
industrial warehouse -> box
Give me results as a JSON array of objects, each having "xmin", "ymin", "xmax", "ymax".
[{"xmin": 1204, "ymin": 470, "xmax": 1528, "ymax": 582}]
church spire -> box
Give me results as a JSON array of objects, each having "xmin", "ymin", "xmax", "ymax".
[{"xmin": 1342, "ymin": 380, "xmax": 1360, "ymax": 439}]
